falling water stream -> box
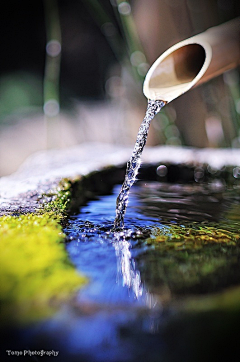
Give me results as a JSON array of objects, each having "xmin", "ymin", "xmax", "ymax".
[{"xmin": 114, "ymin": 99, "xmax": 165, "ymax": 228}]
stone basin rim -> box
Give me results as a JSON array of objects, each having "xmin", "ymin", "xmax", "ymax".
[{"xmin": 1, "ymin": 143, "xmax": 240, "ymax": 215}]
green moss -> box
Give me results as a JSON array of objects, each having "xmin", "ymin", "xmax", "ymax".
[
  {"xmin": 0, "ymin": 179, "xmax": 87, "ymax": 325},
  {"xmin": 42, "ymin": 178, "xmax": 74, "ymax": 216},
  {"xmin": 147, "ymin": 223, "xmax": 240, "ymax": 250},
  {"xmin": 139, "ymin": 222, "xmax": 240, "ymax": 296}
]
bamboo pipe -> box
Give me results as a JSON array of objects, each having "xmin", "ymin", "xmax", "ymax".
[{"xmin": 143, "ymin": 17, "xmax": 240, "ymax": 103}]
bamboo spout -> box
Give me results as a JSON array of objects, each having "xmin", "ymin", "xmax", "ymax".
[{"xmin": 143, "ymin": 17, "xmax": 240, "ymax": 103}]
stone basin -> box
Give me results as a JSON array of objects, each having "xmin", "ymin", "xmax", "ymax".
[{"xmin": 1, "ymin": 143, "xmax": 240, "ymax": 362}]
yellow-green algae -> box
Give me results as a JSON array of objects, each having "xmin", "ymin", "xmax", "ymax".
[
  {"xmin": 141, "ymin": 222, "xmax": 240, "ymax": 296},
  {"xmin": 0, "ymin": 179, "xmax": 87, "ymax": 325},
  {"xmin": 147, "ymin": 223, "xmax": 240, "ymax": 250}
]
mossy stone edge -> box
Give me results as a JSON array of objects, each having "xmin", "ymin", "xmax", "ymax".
[{"xmin": 0, "ymin": 166, "xmax": 124, "ymax": 326}]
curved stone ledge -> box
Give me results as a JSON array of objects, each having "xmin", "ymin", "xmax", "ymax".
[{"xmin": 1, "ymin": 143, "xmax": 240, "ymax": 215}]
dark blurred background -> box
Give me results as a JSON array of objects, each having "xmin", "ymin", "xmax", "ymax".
[{"xmin": 0, "ymin": 0, "xmax": 239, "ymax": 175}]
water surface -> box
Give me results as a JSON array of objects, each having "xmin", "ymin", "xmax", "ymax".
[
  {"xmin": 5, "ymin": 179, "xmax": 240, "ymax": 362},
  {"xmin": 56, "ymin": 180, "xmax": 240, "ymax": 361}
]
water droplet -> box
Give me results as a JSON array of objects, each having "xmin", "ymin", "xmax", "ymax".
[{"xmin": 157, "ymin": 165, "xmax": 168, "ymax": 177}]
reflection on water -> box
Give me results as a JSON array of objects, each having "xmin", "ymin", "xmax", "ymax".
[
  {"xmin": 4, "ymin": 180, "xmax": 240, "ymax": 362},
  {"xmin": 131, "ymin": 181, "xmax": 229, "ymax": 222},
  {"xmin": 52, "ymin": 181, "xmax": 240, "ymax": 360},
  {"xmin": 65, "ymin": 190, "xmax": 151, "ymax": 305},
  {"xmin": 113, "ymin": 235, "xmax": 143, "ymax": 299}
]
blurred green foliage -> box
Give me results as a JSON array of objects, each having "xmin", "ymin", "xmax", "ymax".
[{"xmin": 0, "ymin": 73, "xmax": 42, "ymax": 123}]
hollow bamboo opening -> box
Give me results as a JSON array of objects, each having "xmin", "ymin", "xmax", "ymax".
[
  {"xmin": 143, "ymin": 17, "xmax": 240, "ymax": 103},
  {"xmin": 146, "ymin": 44, "xmax": 207, "ymax": 102}
]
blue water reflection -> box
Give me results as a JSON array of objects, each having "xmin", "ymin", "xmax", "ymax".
[
  {"xmin": 66, "ymin": 185, "xmax": 160, "ymax": 305},
  {"xmin": 6, "ymin": 181, "xmax": 235, "ymax": 362}
]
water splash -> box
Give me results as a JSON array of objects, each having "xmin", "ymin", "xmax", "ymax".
[
  {"xmin": 113, "ymin": 231, "xmax": 143, "ymax": 299},
  {"xmin": 114, "ymin": 99, "xmax": 166, "ymax": 228}
]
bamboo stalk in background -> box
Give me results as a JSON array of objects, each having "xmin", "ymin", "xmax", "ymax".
[
  {"xmin": 43, "ymin": 0, "xmax": 61, "ymax": 148},
  {"xmin": 81, "ymin": 0, "xmax": 125, "ymax": 65},
  {"xmin": 115, "ymin": 0, "xmax": 149, "ymax": 84}
]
